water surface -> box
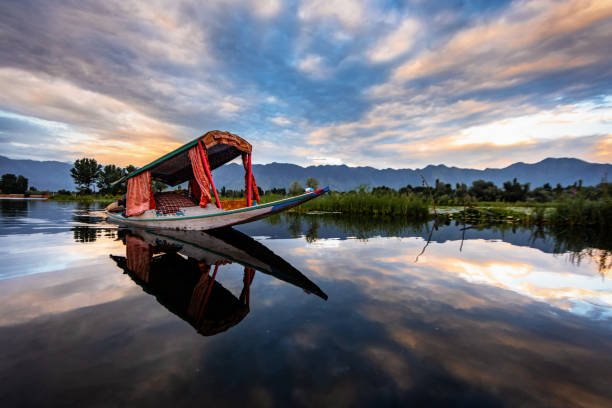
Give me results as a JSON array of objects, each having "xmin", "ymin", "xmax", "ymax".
[{"xmin": 1, "ymin": 200, "xmax": 611, "ymax": 407}]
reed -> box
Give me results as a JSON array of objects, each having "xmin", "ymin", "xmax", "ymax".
[
  {"xmin": 548, "ymin": 198, "xmax": 612, "ymax": 227},
  {"xmin": 295, "ymin": 191, "xmax": 429, "ymax": 219}
]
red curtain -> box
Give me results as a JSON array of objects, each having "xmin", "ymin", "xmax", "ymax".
[
  {"xmin": 188, "ymin": 146, "xmax": 212, "ymax": 207},
  {"xmin": 126, "ymin": 171, "xmax": 155, "ymax": 216},
  {"xmin": 239, "ymin": 267, "xmax": 256, "ymax": 305},
  {"xmin": 189, "ymin": 179, "xmax": 201, "ymax": 203},
  {"xmin": 198, "ymin": 141, "xmax": 222, "ymax": 209}
]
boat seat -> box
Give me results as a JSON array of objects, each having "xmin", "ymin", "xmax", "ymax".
[{"xmin": 155, "ymin": 192, "xmax": 197, "ymax": 214}]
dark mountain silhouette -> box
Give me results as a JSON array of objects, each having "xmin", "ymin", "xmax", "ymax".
[{"xmin": 0, "ymin": 155, "xmax": 609, "ymax": 191}]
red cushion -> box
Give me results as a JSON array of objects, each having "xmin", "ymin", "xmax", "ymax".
[{"xmin": 154, "ymin": 192, "xmax": 197, "ymax": 214}]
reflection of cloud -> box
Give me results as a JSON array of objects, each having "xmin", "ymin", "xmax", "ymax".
[
  {"xmin": 303, "ymin": 236, "xmax": 612, "ymax": 318},
  {"xmin": 363, "ymin": 346, "xmax": 412, "ymax": 390},
  {"xmin": 1, "ymin": 226, "xmax": 612, "ymax": 405},
  {"xmin": 0, "ymin": 232, "xmax": 134, "ymax": 325}
]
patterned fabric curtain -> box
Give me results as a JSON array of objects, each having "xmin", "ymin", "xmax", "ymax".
[
  {"xmin": 188, "ymin": 146, "xmax": 212, "ymax": 207},
  {"xmin": 126, "ymin": 170, "xmax": 155, "ymax": 216}
]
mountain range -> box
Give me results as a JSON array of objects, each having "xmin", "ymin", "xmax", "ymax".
[{"xmin": 0, "ymin": 155, "xmax": 609, "ymax": 192}]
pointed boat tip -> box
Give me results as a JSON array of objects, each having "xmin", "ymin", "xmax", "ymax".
[{"xmin": 308, "ymin": 288, "xmax": 328, "ymax": 300}]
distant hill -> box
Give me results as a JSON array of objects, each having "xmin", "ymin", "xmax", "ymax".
[
  {"xmin": 214, "ymin": 157, "xmax": 611, "ymax": 191},
  {"xmin": 0, "ymin": 156, "xmax": 74, "ymax": 191},
  {"xmin": 0, "ymin": 155, "xmax": 609, "ymax": 192}
]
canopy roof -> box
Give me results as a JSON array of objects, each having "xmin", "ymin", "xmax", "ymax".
[{"xmin": 116, "ymin": 130, "xmax": 252, "ymax": 186}]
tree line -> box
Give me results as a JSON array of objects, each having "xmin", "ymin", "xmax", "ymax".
[{"xmin": 368, "ymin": 177, "xmax": 609, "ymax": 204}]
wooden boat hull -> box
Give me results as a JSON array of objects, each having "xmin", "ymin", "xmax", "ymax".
[{"xmin": 106, "ymin": 187, "xmax": 329, "ymax": 230}]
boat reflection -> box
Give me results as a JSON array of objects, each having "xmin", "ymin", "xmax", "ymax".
[{"xmin": 110, "ymin": 228, "xmax": 327, "ymax": 336}]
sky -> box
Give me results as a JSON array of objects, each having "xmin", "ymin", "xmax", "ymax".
[{"xmin": 0, "ymin": 0, "xmax": 610, "ymax": 169}]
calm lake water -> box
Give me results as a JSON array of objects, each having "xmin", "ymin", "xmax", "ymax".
[{"xmin": 1, "ymin": 200, "xmax": 611, "ymax": 407}]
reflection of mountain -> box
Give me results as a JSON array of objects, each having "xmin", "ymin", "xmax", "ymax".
[{"xmin": 110, "ymin": 228, "xmax": 327, "ymax": 336}]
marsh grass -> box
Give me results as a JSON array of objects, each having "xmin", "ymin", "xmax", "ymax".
[
  {"xmin": 548, "ymin": 198, "xmax": 612, "ymax": 227},
  {"xmin": 441, "ymin": 199, "xmax": 611, "ymax": 229},
  {"xmin": 296, "ymin": 191, "xmax": 429, "ymax": 219}
]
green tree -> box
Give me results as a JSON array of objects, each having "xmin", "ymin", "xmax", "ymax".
[
  {"xmin": 71, "ymin": 158, "xmax": 101, "ymax": 193},
  {"xmin": 124, "ymin": 164, "xmax": 137, "ymax": 174},
  {"xmin": 288, "ymin": 181, "xmax": 304, "ymax": 195},
  {"xmin": 15, "ymin": 175, "xmax": 28, "ymax": 193},
  {"xmin": 455, "ymin": 183, "xmax": 468, "ymax": 199},
  {"xmin": 502, "ymin": 178, "xmax": 529, "ymax": 202},
  {"xmin": 97, "ymin": 164, "xmax": 126, "ymax": 194},
  {"xmin": 1, "ymin": 173, "xmax": 17, "ymax": 193},
  {"xmin": 306, "ymin": 177, "xmax": 319, "ymax": 189},
  {"xmin": 468, "ymin": 180, "xmax": 500, "ymax": 201}
]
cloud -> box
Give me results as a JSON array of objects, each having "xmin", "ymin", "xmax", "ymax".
[
  {"xmin": 367, "ymin": 18, "xmax": 420, "ymax": 63},
  {"xmin": 0, "ymin": 0, "xmax": 609, "ymax": 168},
  {"xmin": 295, "ymin": 54, "xmax": 331, "ymax": 79},
  {"xmin": 251, "ymin": 0, "xmax": 282, "ymax": 19},
  {"xmin": 389, "ymin": 0, "xmax": 612, "ymax": 92},
  {"xmin": 269, "ymin": 116, "xmax": 292, "ymax": 126},
  {"xmin": 0, "ymin": 68, "xmax": 186, "ymax": 165},
  {"xmin": 300, "ymin": 0, "xmax": 612, "ymax": 167},
  {"xmin": 298, "ymin": 0, "xmax": 367, "ymax": 31}
]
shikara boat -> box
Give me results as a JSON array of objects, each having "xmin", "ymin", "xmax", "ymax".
[
  {"xmin": 110, "ymin": 227, "xmax": 327, "ymax": 336},
  {"xmin": 106, "ymin": 130, "xmax": 328, "ymax": 230}
]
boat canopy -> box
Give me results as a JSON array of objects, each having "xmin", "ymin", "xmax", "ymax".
[
  {"xmin": 116, "ymin": 130, "xmax": 252, "ymax": 186},
  {"xmin": 118, "ymin": 130, "xmax": 260, "ymax": 217}
]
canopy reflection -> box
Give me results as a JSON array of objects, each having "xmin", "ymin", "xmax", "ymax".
[{"xmin": 110, "ymin": 228, "xmax": 327, "ymax": 336}]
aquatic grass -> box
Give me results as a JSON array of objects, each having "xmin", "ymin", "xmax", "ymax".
[
  {"xmin": 296, "ymin": 191, "xmax": 429, "ymax": 219},
  {"xmin": 548, "ymin": 198, "xmax": 612, "ymax": 227}
]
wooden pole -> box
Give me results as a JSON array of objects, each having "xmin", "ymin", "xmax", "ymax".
[
  {"xmin": 251, "ymin": 174, "xmax": 260, "ymax": 204},
  {"xmin": 246, "ymin": 153, "xmax": 253, "ymax": 207}
]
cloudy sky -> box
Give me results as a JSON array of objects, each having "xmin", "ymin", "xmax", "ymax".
[{"xmin": 0, "ymin": 0, "xmax": 610, "ymax": 169}]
